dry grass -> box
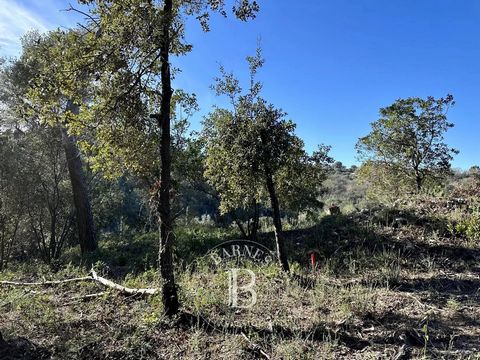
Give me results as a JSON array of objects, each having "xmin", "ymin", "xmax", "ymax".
[{"xmin": 1, "ymin": 205, "xmax": 480, "ymax": 359}]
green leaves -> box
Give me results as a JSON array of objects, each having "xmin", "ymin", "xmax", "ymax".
[
  {"xmin": 203, "ymin": 50, "xmax": 332, "ymax": 216},
  {"xmin": 357, "ymin": 95, "xmax": 458, "ymax": 193}
]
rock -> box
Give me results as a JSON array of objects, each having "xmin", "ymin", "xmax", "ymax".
[{"xmin": 327, "ymin": 205, "xmax": 341, "ymax": 215}]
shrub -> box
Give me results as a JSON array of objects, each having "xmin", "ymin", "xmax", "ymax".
[{"xmin": 451, "ymin": 214, "xmax": 480, "ymax": 241}]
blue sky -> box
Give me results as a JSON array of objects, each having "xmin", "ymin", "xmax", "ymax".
[{"xmin": 1, "ymin": 0, "xmax": 478, "ymax": 169}]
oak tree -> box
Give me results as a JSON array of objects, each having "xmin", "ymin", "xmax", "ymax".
[
  {"xmin": 204, "ymin": 51, "xmax": 332, "ymax": 271},
  {"xmin": 59, "ymin": 0, "xmax": 260, "ymax": 315},
  {"xmin": 356, "ymin": 95, "xmax": 458, "ymax": 193}
]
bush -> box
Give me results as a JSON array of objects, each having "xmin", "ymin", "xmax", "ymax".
[
  {"xmin": 453, "ymin": 214, "xmax": 480, "ymax": 241},
  {"xmin": 448, "ymin": 211, "xmax": 480, "ymax": 242}
]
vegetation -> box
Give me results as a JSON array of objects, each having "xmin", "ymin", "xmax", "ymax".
[
  {"xmin": 0, "ymin": 1, "xmax": 479, "ymax": 359},
  {"xmin": 203, "ymin": 50, "xmax": 332, "ymax": 271},
  {"xmin": 357, "ymin": 95, "xmax": 458, "ymax": 194}
]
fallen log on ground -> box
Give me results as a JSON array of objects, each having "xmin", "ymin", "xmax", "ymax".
[
  {"xmin": 0, "ymin": 277, "xmax": 93, "ymax": 286},
  {"xmin": 0, "ymin": 269, "xmax": 159, "ymax": 296},
  {"xmin": 90, "ymin": 269, "xmax": 158, "ymax": 295}
]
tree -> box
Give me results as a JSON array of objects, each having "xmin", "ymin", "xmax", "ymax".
[
  {"xmin": 356, "ymin": 95, "xmax": 458, "ymax": 193},
  {"xmin": 204, "ymin": 50, "xmax": 332, "ymax": 271},
  {"xmin": 1, "ymin": 34, "xmax": 98, "ymax": 254},
  {"xmin": 0, "ymin": 132, "xmax": 24, "ymax": 270},
  {"xmin": 468, "ymin": 166, "xmax": 480, "ymax": 179},
  {"xmin": 21, "ymin": 126, "xmax": 75, "ymax": 264},
  {"xmin": 62, "ymin": 101, "xmax": 97, "ymax": 253},
  {"xmin": 48, "ymin": 0, "xmax": 260, "ymax": 316},
  {"xmin": 0, "ymin": 125, "xmax": 75, "ymax": 265}
]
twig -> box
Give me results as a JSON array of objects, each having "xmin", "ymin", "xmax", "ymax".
[
  {"xmin": 240, "ymin": 331, "xmax": 270, "ymax": 359},
  {"xmin": 402, "ymin": 292, "xmax": 444, "ymax": 312},
  {"xmin": 61, "ymin": 292, "xmax": 106, "ymax": 306},
  {"xmin": 90, "ymin": 269, "xmax": 158, "ymax": 295},
  {"xmin": 64, "ymin": 3, "xmax": 100, "ymax": 26}
]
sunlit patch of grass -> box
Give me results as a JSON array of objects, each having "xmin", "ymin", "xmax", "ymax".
[
  {"xmin": 271, "ymin": 337, "xmax": 341, "ymax": 360},
  {"xmin": 446, "ymin": 298, "xmax": 461, "ymax": 312},
  {"xmin": 312, "ymin": 279, "xmax": 379, "ymax": 323}
]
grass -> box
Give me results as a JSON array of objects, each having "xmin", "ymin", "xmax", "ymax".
[{"xmin": 1, "ymin": 206, "xmax": 480, "ymax": 359}]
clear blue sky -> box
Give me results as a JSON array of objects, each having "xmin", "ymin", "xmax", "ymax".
[{"xmin": 1, "ymin": 0, "xmax": 478, "ymax": 169}]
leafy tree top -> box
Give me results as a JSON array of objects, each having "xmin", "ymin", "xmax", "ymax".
[
  {"xmin": 203, "ymin": 49, "xmax": 332, "ymax": 214},
  {"xmin": 356, "ymin": 95, "xmax": 458, "ymax": 190},
  {"xmin": 15, "ymin": 0, "xmax": 259, "ymax": 181}
]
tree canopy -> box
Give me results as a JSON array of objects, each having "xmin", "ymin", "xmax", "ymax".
[
  {"xmin": 203, "ymin": 50, "xmax": 332, "ymax": 270},
  {"xmin": 356, "ymin": 95, "xmax": 458, "ymax": 193}
]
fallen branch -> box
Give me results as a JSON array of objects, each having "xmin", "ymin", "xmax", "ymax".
[
  {"xmin": 1, "ymin": 270, "xmax": 159, "ymax": 297},
  {"xmin": 90, "ymin": 269, "xmax": 158, "ymax": 295},
  {"xmin": 402, "ymin": 292, "xmax": 444, "ymax": 312},
  {"xmin": 0, "ymin": 277, "xmax": 93, "ymax": 286}
]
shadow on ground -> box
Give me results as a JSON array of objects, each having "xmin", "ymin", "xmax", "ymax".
[{"xmin": 0, "ymin": 332, "xmax": 50, "ymax": 360}]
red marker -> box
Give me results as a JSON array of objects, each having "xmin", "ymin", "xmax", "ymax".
[{"xmin": 310, "ymin": 252, "xmax": 316, "ymax": 269}]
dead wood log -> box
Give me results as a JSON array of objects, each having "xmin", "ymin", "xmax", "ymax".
[
  {"xmin": 90, "ymin": 269, "xmax": 158, "ymax": 295},
  {"xmin": 0, "ymin": 277, "xmax": 93, "ymax": 286},
  {"xmin": 1, "ymin": 270, "xmax": 158, "ymax": 296}
]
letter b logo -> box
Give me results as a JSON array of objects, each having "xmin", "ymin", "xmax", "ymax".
[{"xmin": 227, "ymin": 268, "xmax": 257, "ymax": 309}]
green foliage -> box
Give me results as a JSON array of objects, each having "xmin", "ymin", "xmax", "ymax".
[
  {"xmin": 320, "ymin": 162, "xmax": 368, "ymax": 212},
  {"xmin": 64, "ymin": 233, "xmax": 158, "ymax": 271},
  {"xmin": 0, "ymin": 132, "xmax": 25, "ymax": 269},
  {"xmin": 61, "ymin": 224, "xmax": 240, "ymax": 272},
  {"xmin": 451, "ymin": 214, "xmax": 480, "ymax": 241},
  {"xmin": 203, "ymin": 50, "xmax": 332, "ymax": 218},
  {"xmin": 91, "ymin": 176, "xmax": 150, "ymax": 234},
  {"xmin": 0, "ymin": 127, "xmax": 74, "ymax": 265},
  {"xmin": 56, "ymin": 0, "xmax": 257, "ymax": 181},
  {"xmin": 356, "ymin": 160, "xmax": 412, "ymax": 203},
  {"xmin": 357, "ymin": 95, "xmax": 458, "ymax": 193}
]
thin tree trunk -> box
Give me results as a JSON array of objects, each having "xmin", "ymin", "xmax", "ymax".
[
  {"xmin": 156, "ymin": 0, "xmax": 179, "ymax": 316},
  {"xmin": 415, "ymin": 174, "xmax": 423, "ymax": 192},
  {"xmin": 49, "ymin": 212, "xmax": 57, "ymax": 261},
  {"xmin": 61, "ymin": 100, "xmax": 97, "ymax": 254},
  {"xmin": 0, "ymin": 229, "xmax": 4, "ymax": 271},
  {"xmin": 250, "ymin": 200, "xmax": 259, "ymax": 241},
  {"xmin": 264, "ymin": 172, "xmax": 289, "ymax": 272},
  {"xmin": 235, "ymin": 219, "xmax": 248, "ymax": 239},
  {"xmin": 413, "ymin": 161, "xmax": 423, "ymax": 192}
]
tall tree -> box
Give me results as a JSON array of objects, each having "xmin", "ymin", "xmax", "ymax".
[
  {"xmin": 204, "ymin": 50, "xmax": 332, "ymax": 271},
  {"xmin": 0, "ymin": 125, "xmax": 75, "ymax": 265},
  {"xmin": 356, "ymin": 95, "xmax": 458, "ymax": 192},
  {"xmin": 57, "ymin": 0, "xmax": 259, "ymax": 315},
  {"xmin": 154, "ymin": 0, "xmax": 177, "ymax": 314},
  {"xmin": 1, "ymin": 33, "xmax": 98, "ymax": 254},
  {"xmin": 0, "ymin": 131, "xmax": 24, "ymax": 270},
  {"xmin": 62, "ymin": 101, "xmax": 97, "ymax": 253}
]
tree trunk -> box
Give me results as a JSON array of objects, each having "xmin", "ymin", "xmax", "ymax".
[
  {"xmin": 415, "ymin": 174, "xmax": 423, "ymax": 192},
  {"xmin": 49, "ymin": 211, "xmax": 57, "ymax": 262},
  {"xmin": 249, "ymin": 200, "xmax": 259, "ymax": 241},
  {"xmin": 156, "ymin": 0, "xmax": 179, "ymax": 316},
  {"xmin": 413, "ymin": 162, "xmax": 423, "ymax": 193},
  {"xmin": 0, "ymin": 230, "xmax": 4, "ymax": 271},
  {"xmin": 264, "ymin": 172, "xmax": 290, "ymax": 272},
  {"xmin": 61, "ymin": 101, "xmax": 97, "ymax": 254},
  {"xmin": 235, "ymin": 219, "xmax": 248, "ymax": 239}
]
